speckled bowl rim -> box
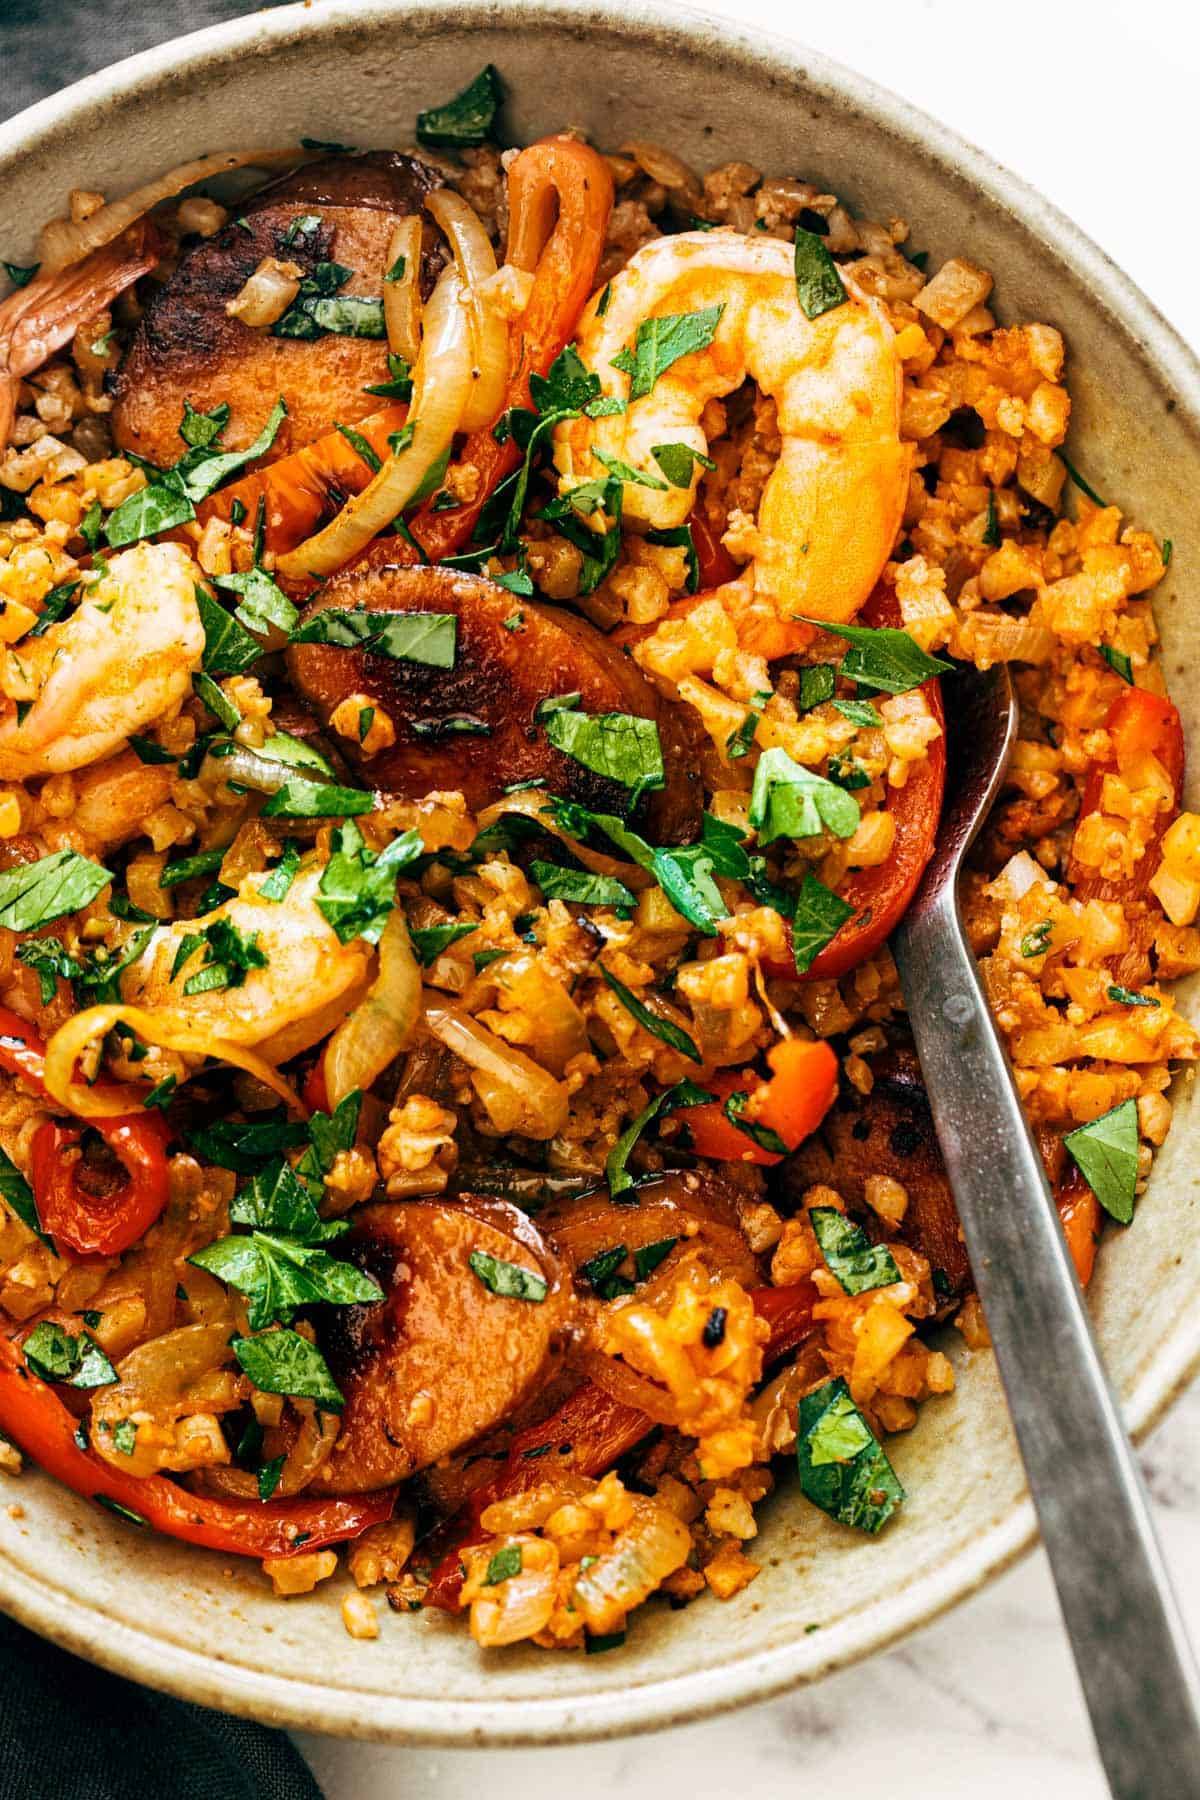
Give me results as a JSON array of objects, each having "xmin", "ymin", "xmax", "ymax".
[{"xmin": 1, "ymin": 0, "xmax": 1198, "ymax": 1746}]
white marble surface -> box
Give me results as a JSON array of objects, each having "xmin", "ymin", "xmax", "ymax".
[{"xmin": 290, "ymin": 0, "xmax": 1200, "ymax": 1791}]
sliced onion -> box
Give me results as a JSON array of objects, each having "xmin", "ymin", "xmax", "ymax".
[
  {"xmin": 276, "ymin": 263, "xmax": 473, "ymax": 580},
  {"xmin": 573, "ymin": 1345, "xmax": 683, "ymax": 1425},
  {"xmin": 42, "ymin": 1003, "xmax": 306, "ymax": 1120},
  {"xmin": 37, "ymin": 149, "xmax": 298, "ymax": 273},
  {"xmin": 474, "ymin": 792, "xmax": 652, "ymax": 890},
  {"xmin": 324, "ymin": 908, "xmax": 422, "ymax": 1108},
  {"xmin": 201, "ymin": 743, "xmax": 292, "ymax": 797},
  {"xmin": 383, "ymin": 215, "xmax": 423, "ymax": 364},
  {"xmin": 571, "ymin": 1497, "xmax": 692, "ymax": 1634},
  {"xmin": 426, "ymin": 188, "xmax": 509, "ymax": 432},
  {"xmin": 423, "ymin": 999, "xmax": 568, "ymax": 1140}
]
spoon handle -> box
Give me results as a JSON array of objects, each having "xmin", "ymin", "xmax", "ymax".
[{"xmin": 894, "ymin": 885, "xmax": 1200, "ymax": 1799}]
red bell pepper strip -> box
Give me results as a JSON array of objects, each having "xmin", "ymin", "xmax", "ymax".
[
  {"xmin": 763, "ymin": 581, "xmax": 946, "ymax": 982},
  {"xmin": 688, "ymin": 508, "xmax": 739, "ymax": 591},
  {"xmin": 685, "ymin": 1038, "xmax": 839, "ymax": 1166},
  {"xmin": 380, "ymin": 136, "xmax": 614, "ymax": 569},
  {"xmin": 0, "ymin": 1332, "xmax": 395, "ymax": 1557},
  {"xmin": 423, "ymin": 1279, "xmax": 817, "ymax": 1609},
  {"xmin": 0, "ymin": 1007, "xmax": 171, "ymax": 1261}
]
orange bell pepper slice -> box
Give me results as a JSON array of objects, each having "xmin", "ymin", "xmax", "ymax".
[{"xmin": 686, "ymin": 1038, "xmax": 839, "ymax": 1167}]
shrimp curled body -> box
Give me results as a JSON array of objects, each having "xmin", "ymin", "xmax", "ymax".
[
  {"xmin": 0, "ymin": 542, "xmax": 205, "ymax": 780},
  {"xmin": 555, "ymin": 231, "xmax": 909, "ymax": 624},
  {"xmin": 120, "ymin": 865, "xmax": 373, "ymax": 1064}
]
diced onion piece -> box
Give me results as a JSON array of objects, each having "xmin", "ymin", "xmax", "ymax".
[
  {"xmin": 425, "ymin": 188, "xmax": 509, "ymax": 432},
  {"xmin": 42, "ymin": 1003, "xmax": 306, "ymax": 1119},
  {"xmin": 37, "ymin": 149, "xmax": 298, "ymax": 273},
  {"xmin": 276, "ymin": 263, "xmax": 473, "ymax": 580},
  {"xmin": 324, "ymin": 908, "xmax": 422, "ymax": 1108},
  {"xmin": 226, "ymin": 257, "xmax": 302, "ymax": 327},
  {"xmin": 423, "ymin": 999, "xmax": 568, "ymax": 1139},
  {"xmin": 383, "ymin": 216, "xmax": 423, "ymax": 364},
  {"xmin": 571, "ymin": 1497, "xmax": 692, "ymax": 1634}
]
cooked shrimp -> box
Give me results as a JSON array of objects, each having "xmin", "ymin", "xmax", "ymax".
[
  {"xmin": 555, "ymin": 230, "xmax": 909, "ymax": 623},
  {"xmin": 0, "ymin": 542, "xmax": 205, "ymax": 780},
  {"xmin": 0, "ymin": 221, "xmax": 160, "ymax": 449},
  {"xmin": 120, "ymin": 864, "xmax": 373, "ymax": 1063}
]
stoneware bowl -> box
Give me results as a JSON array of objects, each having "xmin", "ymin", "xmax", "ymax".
[{"xmin": 1, "ymin": 0, "xmax": 1198, "ymax": 1747}]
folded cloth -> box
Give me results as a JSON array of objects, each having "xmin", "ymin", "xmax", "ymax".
[{"xmin": 0, "ymin": 1614, "xmax": 323, "ymax": 1800}]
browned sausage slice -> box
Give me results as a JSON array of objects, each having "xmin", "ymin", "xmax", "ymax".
[
  {"xmin": 781, "ymin": 1047, "xmax": 973, "ymax": 1303},
  {"xmin": 539, "ymin": 1171, "xmax": 761, "ymax": 1289},
  {"xmin": 313, "ymin": 1198, "xmax": 567, "ymax": 1494},
  {"xmin": 112, "ymin": 153, "xmax": 443, "ymax": 469},
  {"xmin": 286, "ymin": 562, "xmax": 702, "ymax": 837}
]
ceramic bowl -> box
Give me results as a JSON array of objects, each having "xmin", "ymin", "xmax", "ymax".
[{"xmin": 1, "ymin": 0, "xmax": 1198, "ymax": 1747}]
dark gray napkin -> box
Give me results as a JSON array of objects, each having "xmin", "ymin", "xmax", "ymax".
[{"xmin": 0, "ymin": 3, "xmax": 323, "ymax": 1793}]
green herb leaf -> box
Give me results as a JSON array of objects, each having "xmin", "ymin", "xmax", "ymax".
[
  {"xmin": 214, "ymin": 564, "xmax": 299, "ymax": 641},
  {"xmin": 290, "ymin": 605, "xmax": 458, "ymax": 668},
  {"xmin": 791, "ymin": 872, "xmax": 854, "ymax": 973},
  {"xmin": 257, "ymin": 1454, "xmax": 286, "ymax": 1500},
  {"xmin": 180, "ymin": 916, "xmax": 268, "ymax": 996},
  {"xmin": 232, "ymin": 1330, "xmax": 345, "ymax": 1409},
  {"xmin": 599, "ymin": 965, "xmax": 700, "ymax": 1062},
  {"xmin": 633, "ymin": 1237, "xmax": 678, "ymax": 1280},
  {"xmin": 260, "ymin": 776, "xmax": 375, "ymax": 819},
  {"xmin": 543, "ymin": 709, "xmax": 664, "ymax": 792},
  {"xmin": 192, "ymin": 1228, "xmax": 378, "ymax": 1332},
  {"xmin": 29, "ymin": 579, "xmax": 78, "ymax": 637},
  {"xmin": 187, "ymin": 1113, "xmax": 308, "ymax": 1174},
  {"xmin": 605, "ymin": 1078, "xmax": 712, "ymax": 1200},
  {"xmin": 105, "ymin": 473, "xmax": 196, "ymax": 548},
  {"xmin": 796, "ymin": 1377, "xmax": 905, "ymax": 1533},
  {"xmin": 650, "ymin": 442, "xmax": 717, "ymax": 488},
  {"xmin": 365, "ymin": 352, "xmax": 413, "ymax": 401},
  {"xmin": 0, "ymin": 849, "xmax": 110, "ymax": 931},
  {"xmin": 16, "ymin": 936, "xmax": 82, "ymax": 1005},
  {"xmin": 833, "ymin": 698, "xmax": 883, "ymax": 728},
  {"xmin": 416, "ymin": 65, "xmax": 503, "ymax": 147},
  {"xmin": 1064, "ymin": 1097, "xmax": 1139, "ymax": 1225},
  {"xmin": 315, "ymin": 819, "xmax": 423, "ymax": 943},
  {"xmin": 468, "ymin": 1249, "xmax": 548, "ymax": 1303},
  {"xmin": 192, "ymin": 671, "xmax": 241, "ymax": 731},
  {"xmin": 810, "ymin": 1207, "xmax": 901, "ymax": 1295},
  {"xmin": 179, "ymin": 400, "xmax": 230, "ymax": 450},
  {"xmin": 749, "ymin": 746, "xmax": 861, "ymax": 845},
  {"xmin": 160, "ymin": 845, "xmax": 225, "ymax": 889},
  {"xmin": 797, "ymin": 665, "xmax": 837, "ymax": 713},
  {"xmin": 79, "ymin": 500, "xmax": 104, "ymax": 552},
  {"xmin": 1019, "ymin": 920, "xmax": 1052, "ymax": 959},
  {"xmin": 645, "ymin": 524, "xmax": 700, "ymax": 594},
  {"xmin": 23, "ymin": 1322, "xmax": 117, "ymax": 1389},
  {"xmin": 196, "ymin": 586, "xmax": 263, "ymax": 674},
  {"xmin": 177, "ymin": 396, "xmax": 288, "ymax": 502},
  {"xmin": 577, "ymin": 1244, "xmax": 632, "ymax": 1300},
  {"xmin": 409, "ymin": 920, "xmax": 478, "ymax": 965},
  {"xmin": 1060, "ymin": 453, "xmax": 1106, "ymax": 508},
  {"xmin": 3, "ymin": 262, "xmax": 38, "ymax": 289},
  {"xmin": 982, "ymin": 489, "xmax": 1001, "ymax": 548},
  {"xmin": 1100, "ymin": 645, "xmax": 1133, "ymax": 684},
  {"xmin": 610, "ymin": 304, "xmax": 725, "ymax": 401},
  {"xmin": 793, "ymin": 226, "xmax": 847, "ymax": 319},
  {"xmin": 722, "ymin": 1091, "xmax": 788, "ymax": 1156},
  {"xmin": 802, "ymin": 619, "xmax": 952, "ymax": 695},
  {"xmin": 1107, "ymin": 984, "xmax": 1160, "ymax": 1009},
  {"xmin": 591, "ymin": 448, "xmax": 668, "ymax": 491},
  {"xmin": 484, "ymin": 1545, "xmax": 523, "ymax": 1585},
  {"xmin": 530, "ymin": 861, "xmax": 635, "ymax": 911},
  {"xmin": 0, "ymin": 1145, "xmax": 49, "ymax": 1245}
]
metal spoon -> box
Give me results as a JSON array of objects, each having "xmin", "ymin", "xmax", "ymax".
[{"xmin": 891, "ymin": 663, "xmax": 1200, "ymax": 1798}]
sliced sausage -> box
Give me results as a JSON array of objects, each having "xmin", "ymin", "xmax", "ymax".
[
  {"xmin": 286, "ymin": 562, "xmax": 702, "ymax": 838},
  {"xmin": 112, "ymin": 153, "xmax": 443, "ymax": 469},
  {"xmin": 312, "ymin": 1198, "xmax": 567, "ymax": 1494},
  {"xmin": 780, "ymin": 1046, "xmax": 973, "ymax": 1303},
  {"xmin": 539, "ymin": 1170, "xmax": 761, "ymax": 1289}
]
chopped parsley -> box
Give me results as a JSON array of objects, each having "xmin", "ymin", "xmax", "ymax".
[
  {"xmin": 1100, "ymin": 645, "xmax": 1133, "ymax": 684},
  {"xmin": 1064, "ymin": 1097, "xmax": 1139, "ymax": 1224},
  {"xmin": 543, "ymin": 707, "xmax": 664, "ymax": 792},
  {"xmin": 801, "ymin": 618, "xmax": 952, "ymax": 695},
  {"xmin": 315, "ymin": 819, "xmax": 423, "ymax": 944},
  {"xmin": 290, "ymin": 607, "xmax": 457, "ymax": 668},
  {"xmin": 23, "ymin": 1322, "xmax": 117, "ymax": 1389},
  {"xmin": 416, "ymin": 66, "xmax": 503, "ymax": 147},
  {"xmin": 793, "ymin": 226, "xmax": 847, "ymax": 320},
  {"xmin": 1107, "ymin": 984, "xmax": 1159, "ymax": 1008},
  {"xmin": 796, "ymin": 1378, "xmax": 905, "ymax": 1533},
  {"xmin": 409, "ymin": 920, "xmax": 478, "ymax": 965},
  {"xmin": 610, "ymin": 304, "xmax": 725, "ymax": 400},
  {"xmin": 605, "ymin": 1078, "xmax": 712, "ymax": 1200},
  {"xmin": 1060, "ymin": 453, "xmax": 1106, "ymax": 508},
  {"xmin": 468, "ymin": 1250, "xmax": 548, "ymax": 1303},
  {"xmin": 0, "ymin": 1145, "xmax": 49, "ymax": 1245},
  {"xmin": 529, "ymin": 861, "xmax": 635, "ymax": 912},
  {"xmin": 599, "ymin": 965, "xmax": 700, "ymax": 1062},
  {"xmin": 0, "ymin": 849, "xmax": 110, "ymax": 931},
  {"xmin": 748, "ymin": 746, "xmax": 861, "ymax": 845},
  {"xmin": 650, "ymin": 441, "xmax": 717, "ymax": 488},
  {"xmin": 810, "ymin": 1208, "xmax": 901, "ymax": 1295},
  {"xmin": 232, "ymin": 1330, "xmax": 346, "ymax": 1409}
]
